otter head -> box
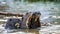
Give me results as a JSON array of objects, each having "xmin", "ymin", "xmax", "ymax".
[{"xmin": 32, "ymin": 12, "xmax": 41, "ymax": 21}]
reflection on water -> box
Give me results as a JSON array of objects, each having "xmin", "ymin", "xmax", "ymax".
[
  {"xmin": 0, "ymin": 24, "xmax": 60, "ymax": 34},
  {"xmin": 0, "ymin": 27, "xmax": 40, "ymax": 34}
]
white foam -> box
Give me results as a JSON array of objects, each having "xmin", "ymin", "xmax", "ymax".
[
  {"xmin": 41, "ymin": 16, "xmax": 49, "ymax": 20},
  {"xmin": 0, "ymin": 19, "xmax": 7, "ymax": 22},
  {"xmin": 52, "ymin": 16, "xmax": 60, "ymax": 19}
]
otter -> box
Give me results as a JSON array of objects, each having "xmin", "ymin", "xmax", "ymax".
[
  {"xmin": 22, "ymin": 12, "xmax": 41, "ymax": 29},
  {"xmin": 28, "ymin": 12, "xmax": 41, "ymax": 29},
  {"xmin": 5, "ymin": 18, "xmax": 22, "ymax": 29},
  {"xmin": 5, "ymin": 12, "xmax": 41, "ymax": 29},
  {"xmin": 5, "ymin": 12, "xmax": 33, "ymax": 29}
]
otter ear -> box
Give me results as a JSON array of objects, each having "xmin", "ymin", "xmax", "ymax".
[
  {"xmin": 40, "ymin": 13, "xmax": 41, "ymax": 15},
  {"xmin": 38, "ymin": 12, "xmax": 41, "ymax": 15}
]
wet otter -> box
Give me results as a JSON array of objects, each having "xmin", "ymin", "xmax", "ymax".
[
  {"xmin": 22, "ymin": 12, "xmax": 41, "ymax": 29},
  {"xmin": 5, "ymin": 18, "xmax": 22, "ymax": 29},
  {"xmin": 5, "ymin": 12, "xmax": 41, "ymax": 29},
  {"xmin": 5, "ymin": 12, "xmax": 32, "ymax": 29},
  {"xmin": 28, "ymin": 12, "xmax": 41, "ymax": 29}
]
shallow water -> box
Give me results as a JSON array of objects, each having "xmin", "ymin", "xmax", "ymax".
[
  {"xmin": 0, "ymin": 24, "xmax": 60, "ymax": 34},
  {"xmin": 0, "ymin": 0, "xmax": 60, "ymax": 34}
]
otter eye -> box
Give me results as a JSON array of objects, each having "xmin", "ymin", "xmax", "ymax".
[{"xmin": 15, "ymin": 23, "xmax": 20, "ymax": 27}]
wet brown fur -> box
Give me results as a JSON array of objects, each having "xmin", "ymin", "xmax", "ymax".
[{"xmin": 27, "ymin": 13, "xmax": 41, "ymax": 29}]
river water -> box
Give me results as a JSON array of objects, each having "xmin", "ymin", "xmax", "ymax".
[{"xmin": 0, "ymin": 1, "xmax": 60, "ymax": 34}]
